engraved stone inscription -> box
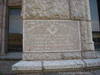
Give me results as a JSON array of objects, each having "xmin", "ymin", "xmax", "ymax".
[{"xmin": 23, "ymin": 20, "xmax": 81, "ymax": 52}]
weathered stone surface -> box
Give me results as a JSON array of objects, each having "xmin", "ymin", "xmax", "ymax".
[
  {"xmin": 80, "ymin": 21, "xmax": 89, "ymax": 50},
  {"xmin": 82, "ymin": 51, "xmax": 97, "ymax": 59},
  {"xmin": 12, "ymin": 59, "xmax": 100, "ymax": 74},
  {"xmin": 23, "ymin": 20, "xmax": 81, "ymax": 53},
  {"xmin": 23, "ymin": 52, "xmax": 62, "ymax": 60},
  {"xmin": 63, "ymin": 51, "xmax": 82, "ymax": 59},
  {"xmin": 70, "ymin": 0, "xmax": 87, "ymax": 20},
  {"xmin": 23, "ymin": 51, "xmax": 82, "ymax": 60},
  {"xmin": 12, "ymin": 61, "xmax": 42, "ymax": 71},
  {"xmin": 84, "ymin": 58, "xmax": 100, "ymax": 67},
  {"xmin": 85, "ymin": 0, "xmax": 91, "ymax": 20},
  {"xmin": 12, "ymin": 0, "xmax": 99, "ymax": 74},
  {"xmin": 43, "ymin": 60, "xmax": 84, "ymax": 71},
  {"xmin": 80, "ymin": 21, "xmax": 94, "ymax": 51},
  {"xmin": 23, "ymin": 0, "xmax": 70, "ymax": 19}
]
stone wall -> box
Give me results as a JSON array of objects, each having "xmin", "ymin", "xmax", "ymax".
[
  {"xmin": 22, "ymin": 0, "xmax": 95, "ymax": 61},
  {"xmin": 22, "ymin": 0, "xmax": 90, "ymax": 20},
  {"xmin": 0, "ymin": 0, "xmax": 100, "ymax": 75},
  {"xmin": 11, "ymin": 0, "xmax": 100, "ymax": 75}
]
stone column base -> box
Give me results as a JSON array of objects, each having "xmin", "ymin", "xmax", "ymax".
[{"xmin": 12, "ymin": 58, "xmax": 100, "ymax": 74}]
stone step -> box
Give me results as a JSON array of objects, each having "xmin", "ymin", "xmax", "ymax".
[{"xmin": 12, "ymin": 58, "xmax": 100, "ymax": 73}]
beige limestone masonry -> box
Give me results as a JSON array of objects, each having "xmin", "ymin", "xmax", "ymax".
[
  {"xmin": 80, "ymin": 21, "xmax": 94, "ymax": 51},
  {"xmin": 23, "ymin": 52, "xmax": 62, "ymax": 60},
  {"xmin": 21, "ymin": 0, "xmax": 95, "ymax": 61},
  {"xmin": 23, "ymin": 20, "xmax": 83, "ymax": 60},
  {"xmin": 13, "ymin": 58, "xmax": 100, "ymax": 73},
  {"xmin": 22, "ymin": 0, "xmax": 90, "ymax": 20},
  {"xmin": 70, "ymin": 0, "xmax": 86, "ymax": 20},
  {"xmin": 23, "ymin": 51, "xmax": 82, "ymax": 60},
  {"xmin": 23, "ymin": 20, "xmax": 81, "ymax": 53},
  {"xmin": 12, "ymin": 0, "xmax": 100, "ymax": 74},
  {"xmin": 23, "ymin": 0, "xmax": 70, "ymax": 20}
]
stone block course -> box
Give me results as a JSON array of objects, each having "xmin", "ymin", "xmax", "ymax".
[
  {"xmin": 12, "ymin": 61, "xmax": 42, "ymax": 72},
  {"xmin": 12, "ymin": 59, "xmax": 100, "ymax": 73},
  {"xmin": 23, "ymin": 51, "xmax": 82, "ymax": 60},
  {"xmin": 70, "ymin": 0, "xmax": 86, "ymax": 20},
  {"xmin": 23, "ymin": 0, "xmax": 70, "ymax": 20},
  {"xmin": 82, "ymin": 51, "xmax": 97, "ymax": 59},
  {"xmin": 16, "ymin": 71, "xmax": 98, "ymax": 75},
  {"xmin": 43, "ymin": 60, "xmax": 85, "ymax": 71},
  {"xmin": 23, "ymin": 52, "xmax": 62, "ymax": 60},
  {"xmin": 70, "ymin": 0, "xmax": 91, "ymax": 20},
  {"xmin": 63, "ymin": 51, "xmax": 82, "ymax": 60}
]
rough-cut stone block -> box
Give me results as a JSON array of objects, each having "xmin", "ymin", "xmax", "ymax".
[
  {"xmin": 82, "ymin": 51, "xmax": 97, "ymax": 59},
  {"xmin": 23, "ymin": 0, "xmax": 70, "ymax": 20},
  {"xmin": 63, "ymin": 51, "xmax": 82, "ymax": 59},
  {"xmin": 84, "ymin": 58, "xmax": 100, "ymax": 67},
  {"xmin": 23, "ymin": 52, "xmax": 62, "ymax": 60},
  {"xmin": 12, "ymin": 59, "xmax": 100, "ymax": 73},
  {"xmin": 70, "ymin": 0, "xmax": 86, "ymax": 20},
  {"xmin": 85, "ymin": 0, "xmax": 91, "ymax": 20},
  {"xmin": 23, "ymin": 51, "xmax": 82, "ymax": 60},
  {"xmin": 80, "ymin": 21, "xmax": 94, "ymax": 51},
  {"xmin": 43, "ymin": 60, "xmax": 84, "ymax": 71},
  {"xmin": 23, "ymin": 20, "xmax": 81, "ymax": 53},
  {"xmin": 80, "ymin": 21, "xmax": 88, "ymax": 50},
  {"xmin": 12, "ymin": 61, "xmax": 42, "ymax": 72}
]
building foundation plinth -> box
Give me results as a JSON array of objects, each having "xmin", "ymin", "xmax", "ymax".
[{"xmin": 12, "ymin": 58, "xmax": 100, "ymax": 73}]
